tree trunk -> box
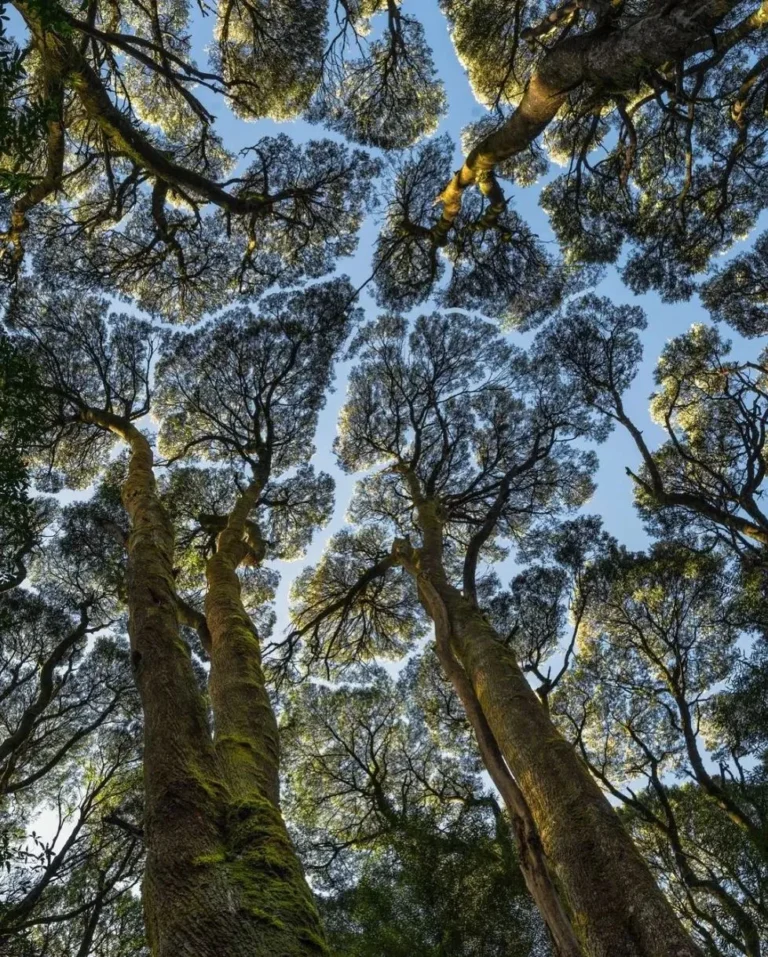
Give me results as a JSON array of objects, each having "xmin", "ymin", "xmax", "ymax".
[
  {"xmin": 418, "ymin": 571, "xmax": 703, "ymax": 957},
  {"xmin": 429, "ymin": 605, "xmax": 584, "ymax": 957},
  {"xmin": 116, "ymin": 422, "xmax": 234, "ymax": 957},
  {"xmin": 203, "ymin": 480, "xmax": 328, "ymax": 957},
  {"xmin": 95, "ymin": 417, "xmax": 326, "ymax": 957}
]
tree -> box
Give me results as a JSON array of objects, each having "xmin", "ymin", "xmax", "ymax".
[
  {"xmin": 543, "ymin": 299, "xmax": 768, "ymax": 568},
  {"xmin": 623, "ymin": 781, "xmax": 768, "ymax": 957},
  {"xmin": 0, "ymin": 487, "xmax": 145, "ymax": 957},
  {"xmin": 308, "ymin": 1, "xmax": 446, "ymax": 150},
  {"xmin": 282, "ymin": 663, "xmax": 549, "ymax": 957},
  {"xmin": 3, "ymin": 1, "xmax": 767, "ymax": 952},
  {"xmin": 553, "ymin": 543, "xmax": 768, "ymax": 956},
  {"xmin": 701, "ymin": 231, "xmax": 768, "ymax": 339},
  {"xmin": 285, "ymin": 310, "xmax": 703, "ymax": 957},
  {"xmin": 0, "ymin": 0, "xmax": 379, "ymax": 321},
  {"xmin": 423, "ymin": 0, "xmax": 768, "ymax": 306},
  {"xmin": 5, "ymin": 280, "xmax": 357, "ymax": 957},
  {"xmin": 5, "ymin": 0, "xmax": 766, "ymax": 325},
  {"xmin": 371, "ymin": 134, "xmax": 569, "ymax": 325}
]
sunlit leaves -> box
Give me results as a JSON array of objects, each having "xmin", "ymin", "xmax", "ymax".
[
  {"xmin": 439, "ymin": 0, "xmax": 538, "ymax": 109},
  {"xmin": 641, "ymin": 326, "xmax": 768, "ymax": 551},
  {"xmin": 288, "ymin": 526, "xmax": 424, "ymax": 675},
  {"xmin": 488, "ymin": 516, "xmax": 616, "ymax": 681},
  {"xmin": 309, "ymin": 2, "xmax": 446, "ymax": 150},
  {"xmin": 701, "ymin": 230, "xmax": 768, "ymax": 338},
  {"xmin": 373, "ymin": 136, "xmax": 564, "ymax": 323},
  {"xmin": 213, "ymin": 0, "xmax": 326, "ymax": 120},
  {"xmin": 29, "ymin": 136, "xmax": 379, "ymax": 324},
  {"xmin": 555, "ymin": 544, "xmax": 742, "ymax": 788}
]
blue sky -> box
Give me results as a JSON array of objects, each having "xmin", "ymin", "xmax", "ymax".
[
  {"xmin": 223, "ymin": 2, "xmax": 762, "ymax": 637},
  {"xmin": 9, "ymin": 0, "xmax": 763, "ymax": 848},
  {"xmin": 7, "ymin": 0, "xmax": 762, "ymax": 634}
]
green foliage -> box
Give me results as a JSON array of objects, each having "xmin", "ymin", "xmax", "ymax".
[
  {"xmin": 33, "ymin": 136, "xmax": 379, "ymax": 323},
  {"xmin": 156, "ymin": 277, "xmax": 358, "ymax": 474},
  {"xmin": 323, "ymin": 819, "xmax": 547, "ymax": 957},
  {"xmin": 2, "ymin": 1, "xmax": 768, "ymax": 953},
  {"xmin": 373, "ymin": 135, "xmax": 565, "ymax": 325},
  {"xmin": 5, "ymin": 286, "xmax": 156, "ymax": 489},
  {"xmin": 308, "ymin": 1, "xmax": 446, "ymax": 150},
  {"xmin": 541, "ymin": 299, "xmax": 768, "ymax": 564},
  {"xmin": 0, "ymin": 331, "xmax": 45, "ymax": 586},
  {"xmin": 290, "ymin": 307, "xmax": 601, "ymax": 676},
  {"xmin": 701, "ymin": 230, "xmax": 768, "ymax": 337},
  {"xmin": 0, "ymin": 1, "xmax": 54, "ymax": 198},
  {"xmin": 552, "ymin": 542, "xmax": 768, "ymax": 953},
  {"xmin": 0, "ymin": 499, "xmax": 143, "ymax": 957},
  {"xmin": 282, "ymin": 665, "xmax": 547, "ymax": 956},
  {"xmin": 213, "ymin": 0, "xmax": 327, "ymax": 121}
]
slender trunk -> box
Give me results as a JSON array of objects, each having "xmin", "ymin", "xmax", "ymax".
[
  {"xmin": 428, "ymin": 595, "xmax": 583, "ymax": 957},
  {"xmin": 411, "ymin": 562, "xmax": 703, "ymax": 957},
  {"xmin": 203, "ymin": 480, "xmax": 327, "ymax": 956},
  {"xmin": 673, "ymin": 690, "xmax": 768, "ymax": 859}
]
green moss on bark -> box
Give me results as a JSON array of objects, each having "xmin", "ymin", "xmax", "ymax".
[{"xmin": 186, "ymin": 793, "xmax": 328, "ymax": 955}]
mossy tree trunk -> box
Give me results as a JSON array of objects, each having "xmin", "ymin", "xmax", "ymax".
[
  {"xmin": 204, "ymin": 477, "xmax": 327, "ymax": 956},
  {"xmin": 394, "ymin": 521, "xmax": 703, "ymax": 957},
  {"xmin": 428, "ymin": 593, "xmax": 584, "ymax": 957},
  {"xmin": 445, "ymin": 596, "xmax": 702, "ymax": 957},
  {"xmin": 88, "ymin": 413, "xmax": 326, "ymax": 957}
]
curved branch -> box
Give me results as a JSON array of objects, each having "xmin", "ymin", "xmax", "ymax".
[
  {"xmin": 0, "ymin": 605, "xmax": 90, "ymax": 766},
  {"xmin": 436, "ymin": 0, "xmax": 745, "ymax": 237}
]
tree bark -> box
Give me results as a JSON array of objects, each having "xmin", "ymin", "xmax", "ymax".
[
  {"xmin": 203, "ymin": 478, "xmax": 328, "ymax": 956},
  {"xmin": 401, "ymin": 533, "xmax": 703, "ymax": 957},
  {"xmin": 424, "ymin": 580, "xmax": 583, "ymax": 957},
  {"xmin": 449, "ymin": 597, "xmax": 702, "ymax": 957},
  {"xmin": 109, "ymin": 417, "xmax": 234, "ymax": 956},
  {"xmin": 87, "ymin": 414, "xmax": 326, "ymax": 957},
  {"xmin": 436, "ymin": 647, "xmax": 584, "ymax": 956}
]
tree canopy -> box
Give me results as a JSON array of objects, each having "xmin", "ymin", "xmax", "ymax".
[{"xmin": 1, "ymin": 2, "xmax": 768, "ymax": 956}]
